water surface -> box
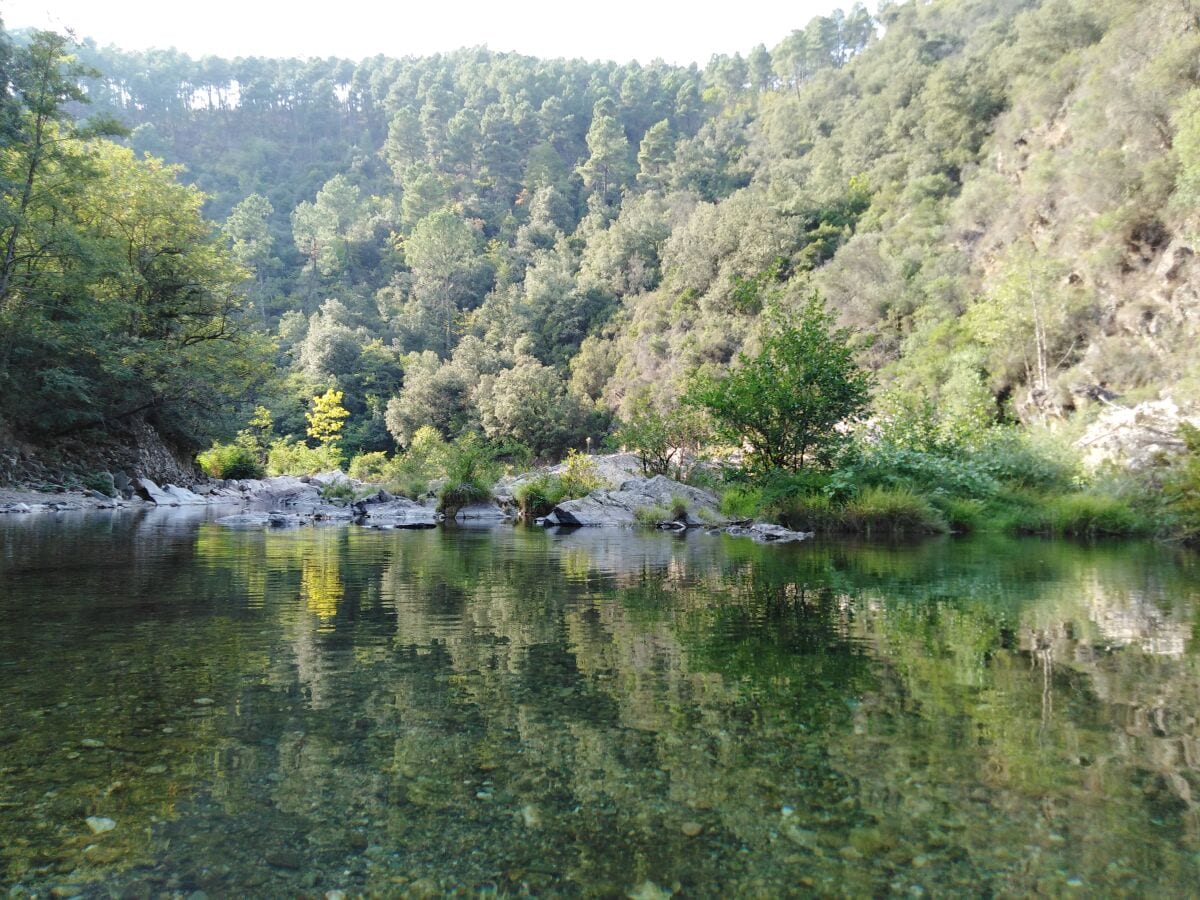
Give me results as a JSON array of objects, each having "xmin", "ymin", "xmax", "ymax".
[{"xmin": 2, "ymin": 510, "xmax": 1199, "ymax": 896}]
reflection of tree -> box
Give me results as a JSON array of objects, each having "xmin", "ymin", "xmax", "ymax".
[{"xmin": 7, "ymin": 519, "xmax": 1200, "ymax": 894}]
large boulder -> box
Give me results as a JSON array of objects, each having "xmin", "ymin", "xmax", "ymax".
[
  {"xmin": 1077, "ymin": 398, "xmax": 1200, "ymax": 471},
  {"xmin": 545, "ymin": 475, "xmax": 723, "ymax": 528}
]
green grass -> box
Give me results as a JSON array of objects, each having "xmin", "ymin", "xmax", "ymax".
[
  {"xmin": 841, "ymin": 486, "xmax": 948, "ymax": 536},
  {"xmin": 719, "ymin": 485, "xmax": 763, "ymax": 520},
  {"xmin": 634, "ymin": 505, "xmax": 671, "ymax": 527},
  {"xmin": 1003, "ymin": 492, "xmax": 1147, "ymax": 537}
]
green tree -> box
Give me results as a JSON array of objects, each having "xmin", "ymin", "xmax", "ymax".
[
  {"xmin": 577, "ymin": 98, "xmax": 632, "ymax": 205},
  {"xmin": 686, "ymin": 293, "xmax": 869, "ymax": 472},
  {"xmin": 636, "ymin": 119, "xmax": 674, "ymax": 190},
  {"xmin": 405, "ymin": 209, "xmax": 479, "ymax": 355}
]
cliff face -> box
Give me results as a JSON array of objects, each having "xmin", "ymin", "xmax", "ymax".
[{"xmin": 0, "ymin": 414, "xmax": 198, "ymax": 488}]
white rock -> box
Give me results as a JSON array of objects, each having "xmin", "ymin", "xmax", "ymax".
[{"xmin": 86, "ymin": 816, "xmax": 117, "ymax": 834}]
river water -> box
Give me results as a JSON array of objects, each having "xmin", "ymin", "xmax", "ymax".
[{"xmin": 2, "ymin": 508, "xmax": 1199, "ymax": 896}]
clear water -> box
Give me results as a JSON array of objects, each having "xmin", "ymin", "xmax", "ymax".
[{"xmin": 3, "ymin": 508, "xmax": 1200, "ymax": 896}]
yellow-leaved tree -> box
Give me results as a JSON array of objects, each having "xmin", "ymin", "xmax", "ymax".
[{"xmin": 306, "ymin": 389, "xmax": 350, "ymax": 450}]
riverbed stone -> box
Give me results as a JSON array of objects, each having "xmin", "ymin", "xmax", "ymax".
[{"xmin": 85, "ymin": 816, "xmax": 117, "ymax": 834}]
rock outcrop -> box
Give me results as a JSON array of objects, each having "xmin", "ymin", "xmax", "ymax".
[
  {"xmin": 544, "ymin": 475, "xmax": 723, "ymax": 527},
  {"xmin": 1076, "ymin": 398, "xmax": 1200, "ymax": 471}
]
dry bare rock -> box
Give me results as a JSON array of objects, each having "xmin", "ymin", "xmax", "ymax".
[
  {"xmin": 544, "ymin": 475, "xmax": 723, "ymax": 527},
  {"xmin": 1077, "ymin": 398, "xmax": 1200, "ymax": 471}
]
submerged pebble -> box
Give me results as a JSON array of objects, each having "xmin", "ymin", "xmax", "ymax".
[
  {"xmin": 681, "ymin": 821, "xmax": 703, "ymax": 837},
  {"xmin": 80, "ymin": 738, "xmax": 105, "ymax": 749},
  {"xmin": 85, "ymin": 816, "xmax": 116, "ymax": 834}
]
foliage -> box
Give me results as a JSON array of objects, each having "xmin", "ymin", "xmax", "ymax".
[
  {"xmin": 306, "ymin": 389, "xmax": 350, "ymax": 448},
  {"xmin": 719, "ymin": 485, "xmax": 764, "ymax": 520},
  {"xmin": 81, "ymin": 471, "xmax": 117, "ymax": 497},
  {"xmin": 197, "ymin": 443, "xmax": 266, "ymax": 480},
  {"xmin": 560, "ymin": 449, "xmax": 603, "ymax": 497},
  {"xmin": 347, "ymin": 451, "xmax": 390, "ymax": 482},
  {"xmin": 1005, "ymin": 493, "xmax": 1146, "ymax": 538},
  {"xmin": 266, "ymin": 439, "xmax": 342, "ymax": 476},
  {"xmin": 319, "ymin": 480, "xmax": 359, "ymax": 504},
  {"xmin": 1165, "ymin": 423, "xmax": 1200, "ymax": 542},
  {"xmin": 841, "ymin": 487, "xmax": 948, "ymax": 536},
  {"xmin": 634, "ymin": 505, "xmax": 672, "ymax": 527},
  {"xmin": 686, "ymin": 293, "xmax": 870, "ymax": 473},
  {"xmin": 438, "ymin": 432, "xmax": 500, "ymax": 513},
  {"xmin": 513, "ymin": 449, "xmax": 602, "ymax": 518}
]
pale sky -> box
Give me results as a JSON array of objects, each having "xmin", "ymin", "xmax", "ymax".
[{"xmin": 1, "ymin": 0, "xmax": 846, "ymax": 64}]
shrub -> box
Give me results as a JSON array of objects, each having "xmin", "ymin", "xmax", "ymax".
[
  {"xmin": 320, "ymin": 481, "xmax": 358, "ymax": 505},
  {"xmin": 439, "ymin": 432, "xmax": 500, "ymax": 514},
  {"xmin": 841, "ymin": 487, "xmax": 948, "ymax": 535},
  {"xmin": 266, "ymin": 439, "xmax": 342, "ymax": 476},
  {"xmin": 514, "ymin": 474, "xmax": 568, "ymax": 519},
  {"xmin": 720, "ymin": 485, "xmax": 763, "ymax": 520},
  {"xmin": 81, "ymin": 471, "xmax": 117, "ymax": 497},
  {"xmin": 1165, "ymin": 422, "xmax": 1200, "ymax": 542},
  {"xmin": 198, "ymin": 443, "xmax": 266, "ymax": 480},
  {"xmin": 669, "ymin": 495, "xmax": 689, "ymax": 519},
  {"xmin": 931, "ymin": 496, "xmax": 985, "ymax": 533},
  {"xmin": 1041, "ymin": 494, "xmax": 1142, "ymax": 535},
  {"xmin": 772, "ymin": 492, "xmax": 838, "ymax": 532},
  {"xmin": 348, "ymin": 451, "xmax": 390, "ymax": 482},
  {"xmin": 560, "ymin": 449, "xmax": 603, "ymax": 497},
  {"xmin": 967, "ymin": 429, "xmax": 1078, "ymax": 492},
  {"xmin": 634, "ymin": 505, "xmax": 671, "ymax": 527}
]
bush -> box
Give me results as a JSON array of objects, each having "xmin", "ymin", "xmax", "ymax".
[
  {"xmin": 634, "ymin": 505, "xmax": 671, "ymax": 527},
  {"xmin": 81, "ymin": 471, "xmax": 117, "ymax": 497},
  {"xmin": 841, "ymin": 487, "xmax": 948, "ymax": 535},
  {"xmin": 967, "ymin": 429, "xmax": 1077, "ymax": 492},
  {"xmin": 198, "ymin": 443, "xmax": 266, "ymax": 480},
  {"xmin": 514, "ymin": 474, "xmax": 567, "ymax": 519},
  {"xmin": 1165, "ymin": 422, "xmax": 1200, "ymax": 542},
  {"xmin": 1007, "ymin": 492, "xmax": 1145, "ymax": 537},
  {"xmin": 669, "ymin": 495, "xmax": 689, "ymax": 519},
  {"xmin": 931, "ymin": 496, "xmax": 985, "ymax": 533},
  {"xmin": 850, "ymin": 444, "xmax": 1000, "ymax": 500},
  {"xmin": 266, "ymin": 439, "xmax": 342, "ymax": 476},
  {"xmin": 348, "ymin": 451, "xmax": 390, "ymax": 482},
  {"xmin": 720, "ymin": 485, "xmax": 763, "ymax": 520},
  {"xmin": 772, "ymin": 492, "xmax": 838, "ymax": 532},
  {"xmin": 439, "ymin": 432, "xmax": 500, "ymax": 514},
  {"xmin": 320, "ymin": 481, "xmax": 358, "ymax": 505},
  {"xmin": 560, "ymin": 449, "xmax": 603, "ymax": 497}
]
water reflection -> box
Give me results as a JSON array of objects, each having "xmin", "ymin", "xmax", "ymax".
[{"xmin": 1, "ymin": 514, "xmax": 1199, "ymax": 895}]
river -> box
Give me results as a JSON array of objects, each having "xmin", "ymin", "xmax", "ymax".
[{"xmin": 2, "ymin": 508, "xmax": 1199, "ymax": 895}]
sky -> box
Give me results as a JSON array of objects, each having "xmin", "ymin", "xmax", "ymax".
[{"xmin": 2, "ymin": 0, "xmax": 846, "ymax": 64}]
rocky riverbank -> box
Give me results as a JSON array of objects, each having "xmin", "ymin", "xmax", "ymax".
[{"xmin": 0, "ymin": 463, "xmax": 812, "ymax": 543}]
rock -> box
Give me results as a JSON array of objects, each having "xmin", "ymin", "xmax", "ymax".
[
  {"xmin": 80, "ymin": 738, "xmax": 106, "ymax": 748},
  {"xmin": 1077, "ymin": 397, "xmax": 1200, "ymax": 471},
  {"xmin": 454, "ymin": 502, "xmax": 512, "ymax": 522},
  {"xmin": 545, "ymin": 475, "xmax": 723, "ymax": 528},
  {"xmin": 265, "ymin": 849, "xmax": 304, "ymax": 870},
  {"xmin": 133, "ymin": 476, "xmax": 171, "ymax": 504},
  {"xmin": 85, "ymin": 816, "xmax": 117, "ymax": 834},
  {"xmin": 161, "ymin": 484, "xmax": 207, "ymax": 505},
  {"xmin": 214, "ymin": 512, "xmax": 274, "ymax": 528},
  {"xmin": 724, "ymin": 522, "xmax": 813, "ymax": 543},
  {"xmin": 680, "ymin": 821, "xmax": 703, "ymax": 837}
]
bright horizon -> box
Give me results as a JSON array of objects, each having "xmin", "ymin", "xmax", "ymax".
[{"xmin": 2, "ymin": 0, "xmax": 849, "ymax": 65}]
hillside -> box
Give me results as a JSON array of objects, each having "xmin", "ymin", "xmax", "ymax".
[{"xmin": 3, "ymin": 0, "xmax": 1199, "ymax": 477}]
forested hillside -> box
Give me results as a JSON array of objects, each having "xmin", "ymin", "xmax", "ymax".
[{"xmin": 4, "ymin": 0, "xmax": 1200, "ymax": 477}]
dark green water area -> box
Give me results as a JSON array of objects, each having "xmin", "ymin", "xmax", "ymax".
[{"xmin": 3, "ymin": 509, "xmax": 1200, "ymax": 897}]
